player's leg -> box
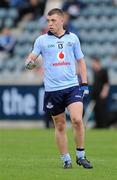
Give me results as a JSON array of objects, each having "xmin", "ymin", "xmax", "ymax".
[
  {"xmin": 52, "ymin": 113, "xmax": 72, "ymax": 168},
  {"xmin": 67, "ymin": 102, "xmax": 93, "ymax": 168},
  {"xmin": 52, "ymin": 112, "xmax": 68, "ymax": 154},
  {"xmin": 43, "ymin": 90, "xmax": 72, "ymax": 168},
  {"xmin": 67, "ymin": 102, "xmax": 84, "ymax": 149}
]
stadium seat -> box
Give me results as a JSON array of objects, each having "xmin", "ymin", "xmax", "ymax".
[
  {"xmin": 0, "ymin": 8, "xmax": 7, "ymax": 19},
  {"xmin": 14, "ymin": 44, "xmax": 32, "ymax": 58},
  {"xmin": 4, "ymin": 18, "xmax": 14, "ymax": 27},
  {"xmin": 8, "ymin": 8, "xmax": 18, "ymax": 19}
]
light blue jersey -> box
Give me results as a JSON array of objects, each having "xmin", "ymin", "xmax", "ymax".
[{"xmin": 32, "ymin": 31, "xmax": 84, "ymax": 91}]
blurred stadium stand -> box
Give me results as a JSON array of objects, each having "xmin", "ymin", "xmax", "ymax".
[{"xmin": 0, "ymin": 0, "xmax": 117, "ymax": 85}]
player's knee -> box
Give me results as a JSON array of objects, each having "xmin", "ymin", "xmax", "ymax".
[
  {"xmin": 71, "ymin": 117, "xmax": 82, "ymax": 128},
  {"xmin": 55, "ymin": 121, "xmax": 65, "ymax": 132}
]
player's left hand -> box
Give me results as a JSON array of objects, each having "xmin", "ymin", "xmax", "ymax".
[{"xmin": 81, "ymin": 83, "xmax": 89, "ymax": 99}]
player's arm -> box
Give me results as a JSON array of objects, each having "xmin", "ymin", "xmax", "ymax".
[
  {"xmin": 73, "ymin": 34, "xmax": 89, "ymax": 97},
  {"xmin": 77, "ymin": 58, "xmax": 88, "ymax": 84},
  {"xmin": 77, "ymin": 58, "xmax": 89, "ymax": 98},
  {"xmin": 73, "ymin": 35, "xmax": 87, "ymax": 83},
  {"xmin": 25, "ymin": 37, "xmax": 41, "ymax": 70}
]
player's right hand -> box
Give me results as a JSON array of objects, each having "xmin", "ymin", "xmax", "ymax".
[
  {"xmin": 25, "ymin": 59, "xmax": 36, "ymax": 70},
  {"xmin": 81, "ymin": 83, "xmax": 89, "ymax": 99}
]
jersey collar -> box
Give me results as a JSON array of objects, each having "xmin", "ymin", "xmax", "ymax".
[{"xmin": 47, "ymin": 30, "xmax": 70, "ymax": 39}]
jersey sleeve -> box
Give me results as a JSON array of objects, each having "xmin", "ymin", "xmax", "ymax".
[
  {"xmin": 32, "ymin": 37, "xmax": 41, "ymax": 56},
  {"xmin": 73, "ymin": 35, "xmax": 84, "ymax": 60}
]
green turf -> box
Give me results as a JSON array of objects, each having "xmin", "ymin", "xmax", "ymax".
[{"xmin": 0, "ymin": 128, "xmax": 117, "ymax": 180}]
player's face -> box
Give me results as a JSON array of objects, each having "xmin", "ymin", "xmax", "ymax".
[{"xmin": 47, "ymin": 14, "xmax": 64, "ymax": 35}]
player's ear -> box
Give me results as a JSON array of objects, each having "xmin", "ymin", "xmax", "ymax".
[{"xmin": 61, "ymin": 16, "xmax": 64, "ymax": 24}]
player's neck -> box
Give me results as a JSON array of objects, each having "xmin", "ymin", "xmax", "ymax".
[{"xmin": 54, "ymin": 29, "xmax": 65, "ymax": 37}]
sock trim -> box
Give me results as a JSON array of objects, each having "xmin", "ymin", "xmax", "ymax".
[{"xmin": 76, "ymin": 148, "xmax": 85, "ymax": 151}]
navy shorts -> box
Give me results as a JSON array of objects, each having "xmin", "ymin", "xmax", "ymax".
[{"xmin": 43, "ymin": 86, "xmax": 83, "ymax": 116}]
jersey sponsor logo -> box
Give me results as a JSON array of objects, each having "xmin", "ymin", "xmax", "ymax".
[
  {"xmin": 52, "ymin": 51, "xmax": 70, "ymax": 66},
  {"xmin": 46, "ymin": 102, "xmax": 54, "ymax": 109},
  {"xmin": 58, "ymin": 51, "xmax": 64, "ymax": 60},
  {"xmin": 57, "ymin": 51, "xmax": 65, "ymax": 60},
  {"xmin": 52, "ymin": 61, "xmax": 70, "ymax": 66}
]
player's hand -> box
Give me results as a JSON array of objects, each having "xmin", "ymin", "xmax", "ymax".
[
  {"xmin": 25, "ymin": 59, "xmax": 36, "ymax": 70},
  {"xmin": 81, "ymin": 83, "xmax": 89, "ymax": 99}
]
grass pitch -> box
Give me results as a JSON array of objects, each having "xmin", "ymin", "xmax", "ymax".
[{"xmin": 0, "ymin": 128, "xmax": 117, "ymax": 180}]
